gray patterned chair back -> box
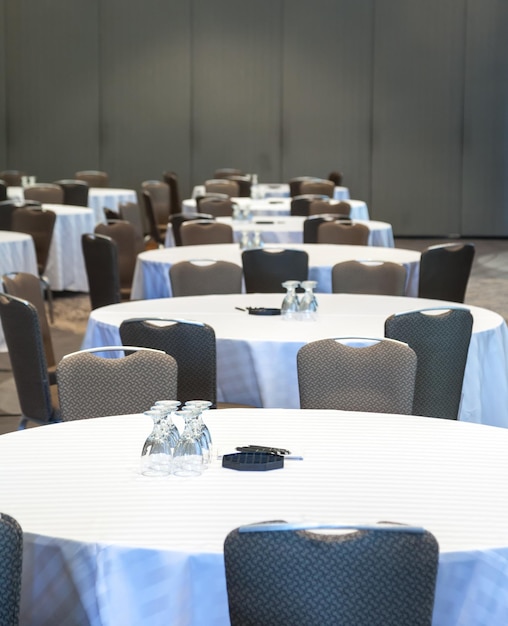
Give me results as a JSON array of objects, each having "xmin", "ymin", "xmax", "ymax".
[
  {"xmin": 54, "ymin": 179, "xmax": 89, "ymax": 207},
  {"xmin": 204, "ymin": 179, "xmax": 239, "ymax": 197},
  {"xmin": 332, "ymin": 260, "xmax": 407, "ymax": 296},
  {"xmin": 224, "ymin": 521, "xmax": 438, "ymax": 626},
  {"xmin": 0, "ymin": 293, "xmax": 59, "ymax": 427},
  {"xmin": 317, "ymin": 221, "xmax": 370, "ymax": 245},
  {"xmin": 300, "ymin": 178, "xmax": 335, "ymax": 197},
  {"xmin": 242, "ymin": 248, "xmax": 309, "ymax": 293},
  {"xmin": 297, "ymin": 337, "xmax": 416, "ymax": 414},
  {"xmin": 119, "ymin": 319, "xmax": 217, "ymax": 406},
  {"xmin": 385, "ymin": 308, "xmax": 473, "ymax": 419},
  {"xmin": 75, "ymin": 170, "xmax": 109, "ymax": 187},
  {"xmin": 82, "ymin": 233, "xmax": 121, "ymax": 309},
  {"xmin": 0, "ymin": 513, "xmax": 23, "ymax": 626},
  {"xmin": 180, "ymin": 220, "xmax": 233, "ymax": 245},
  {"xmin": 23, "ymin": 183, "xmax": 64, "ymax": 204},
  {"xmin": 57, "ymin": 347, "xmax": 178, "ymax": 420},
  {"xmin": 169, "ymin": 260, "xmax": 243, "ymax": 297},
  {"xmin": 418, "ymin": 243, "xmax": 475, "ymax": 303}
]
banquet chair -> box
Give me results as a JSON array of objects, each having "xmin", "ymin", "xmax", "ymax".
[
  {"xmin": 317, "ymin": 221, "xmax": 370, "ymax": 246},
  {"xmin": 57, "ymin": 346, "xmax": 178, "ymax": 420},
  {"xmin": 168, "ymin": 212, "xmax": 214, "ymax": 247},
  {"xmin": 169, "ymin": 260, "xmax": 243, "ymax": 296},
  {"xmin": 0, "ymin": 180, "xmax": 7, "ymax": 201},
  {"xmin": 418, "ymin": 243, "xmax": 475, "ymax": 303},
  {"xmin": 242, "ymin": 248, "xmax": 309, "ymax": 293},
  {"xmin": 288, "ymin": 177, "xmax": 316, "ymax": 197},
  {"xmin": 309, "ymin": 199, "xmax": 351, "ymax": 217},
  {"xmin": 300, "ymin": 178, "xmax": 335, "ymax": 198},
  {"xmin": 119, "ymin": 319, "xmax": 217, "ymax": 406},
  {"xmin": 224, "ymin": 521, "xmax": 438, "ymax": 626},
  {"xmin": 224, "ymin": 175, "xmax": 251, "ymax": 197},
  {"xmin": 142, "ymin": 190, "xmax": 165, "ymax": 247},
  {"xmin": 196, "ymin": 196, "xmax": 234, "ymax": 217},
  {"xmin": 75, "ymin": 170, "xmax": 109, "ymax": 187},
  {"xmin": 95, "ymin": 220, "xmax": 139, "ymax": 299},
  {"xmin": 303, "ymin": 215, "xmax": 352, "ymax": 244},
  {"xmin": 119, "ymin": 201, "xmax": 147, "ymax": 245},
  {"xmin": 54, "ymin": 179, "xmax": 89, "ymax": 206},
  {"xmin": 81, "ymin": 233, "xmax": 121, "ymax": 309},
  {"xmin": 0, "ymin": 170, "xmax": 25, "ymax": 186},
  {"xmin": 385, "ymin": 308, "xmax": 473, "ymax": 420},
  {"xmin": 0, "ymin": 512, "xmax": 23, "ymax": 626},
  {"xmin": 328, "ymin": 170, "xmax": 344, "ymax": 186},
  {"xmin": 214, "ymin": 168, "xmax": 244, "ymax": 179},
  {"xmin": 0, "ymin": 293, "xmax": 60, "ymax": 428},
  {"xmin": 2, "ymin": 272, "xmax": 57, "ymax": 383},
  {"xmin": 297, "ymin": 337, "xmax": 417, "ymax": 414},
  {"xmin": 290, "ymin": 194, "xmax": 326, "ymax": 216},
  {"xmin": 11, "ymin": 206, "xmax": 56, "ymax": 323},
  {"xmin": 180, "ymin": 220, "xmax": 233, "ymax": 245},
  {"xmin": 204, "ymin": 179, "xmax": 240, "ymax": 197},
  {"xmin": 0, "ymin": 200, "xmax": 31, "ymax": 230},
  {"xmin": 162, "ymin": 171, "xmax": 182, "ymax": 216},
  {"xmin": 332, "ymin": 261, "xmax": 407, "ymax": 296},
  {"xmin": 23, "ymin": 183, "xmax": 64, "ymax": 204},
  {"xmin": 141, "ymin": 180, "xmax": 170, "ymax": 237}
]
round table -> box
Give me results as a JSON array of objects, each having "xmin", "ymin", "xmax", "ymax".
[
  {"xmin": 3, "ymin": 410, "xmax": 508, "ymax": 625},
  {"xmin": 192, "ymin": 183, "xmax": 351, "ymax": 201},
  {"xmin": 183, "ymin": 197, "xmax": 369, "ymax": 220},
  {"xmin": 131, "ymin": 243, "xmax": 421, "ymax": 299},
  {"xmin": 0, "ymin": 231, "xmax": 38, "ymax": 351},
  {"xmin": 164, "ymin": 216, "xmax": 394, "ymax": 248},
  {"xmin": 82, "ymin": 293, "xmax": 508, "ymax": 427}
]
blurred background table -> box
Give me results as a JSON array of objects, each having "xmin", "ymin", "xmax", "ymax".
[{"xmin": 192, "ymin": 183, "xmax": 351, "ymax": 201}]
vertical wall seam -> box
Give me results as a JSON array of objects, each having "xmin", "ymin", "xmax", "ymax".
[
  {"xmin": 458, "ymin": 0, "xmax": 469, "ymax": 237},
  {"xmin": 369, "ymin": 0, "xmax": 377, "ymax": 214},
  {"xmin": 189, "ymin": 0, "xmax": 194, "ymax": 187},
  {"xmin": 279, "ymin": 0, "xmax": 284, "ymax": 180},
  {"xmin": 97, "ymin": 0, "xmax": 103, "ymax": 169}
]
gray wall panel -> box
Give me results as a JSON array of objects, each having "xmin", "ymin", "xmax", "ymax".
[
  {"xmin": 100, "ymin": 0, "xmax": 191, "ymax": 193},
  {"xmin": 372, "ymin": 0, "xmax": 465, "ymax": 235},
  {"xmin": 4, "ymin": 0, "xmax": 99, "ymax": 181},
  {"xmin": 282, "ymin": 0, "xmax": 374, "ymax": 205},
  {"xmin": 462, "ymin": 0, "xmax": 508, "ymax": 236},
  {"xmin": 192, "ymin": 0, "xmax": 282, "ymax": 185},
  {"xmin": 0, "ymin": 0, "xmax": 6, "ymax": 167}
]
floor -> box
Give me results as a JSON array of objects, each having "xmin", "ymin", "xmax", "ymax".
[{"xmin": 1, "ymin": 236, "xmax": 507, "ymax": 435}]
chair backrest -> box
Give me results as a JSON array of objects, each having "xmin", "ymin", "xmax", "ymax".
[
  {"xmin": 162, "ymin": 171, "xmax": 182, "ymax": 216},
  {"xmin": 119, "ymin": 201, "xmax": 146, "ymax": 243},
  {"xmin": 242, "ymin": 248, "xmax": 309, "ymax": 293},
  {"xmin": 95, "ymin": 220, "xmax": 138, "ymax": 294},
  {"xmin": 54, "ymin": 179, "xmax": 89, "ymax": 206},
  {"xmin": 119, "ymin": 319, "xmax": 217, "ymax": 406},
  {"xmin": 224, "ymin": 521, "xmax": 438, "ymax": 626},
  {"xmin": 196, "ymin": 196, "xmax": 234, "ymax": 217},
  {"xmin": 297, "ymin": 337, "xmax": 417, "ymax": 414},
  {"xmin": 224, "ymin": 175, "xmax": 251, "ymax": 197},
  {"xmin": 300, "ymin": 178, "xmax": 335, "ymax": 197},
  {"xmin": 141, "ymin": 180, "xmax": 170, "ymax": 226},
  {"xmin": 0, "ymin": 200, "xmax": 25, "ymax": 230},
  {"xmin": 11, "ymin": 207, "xmax": 56, "ymax": 274},
  {"xmin": 303, "ymin": 214, "xmax": 351, "ymax": 244},
  {"xmin": 168, "ymin": 212, "xmax": 214, "ymax": 246},
  {"xmin": 332, "ymin": 260, "xmax": 407, "ymax": 296},
  {"xmin": 204, "ymin": 179, "xmax": 240, "ymax": 197},
  {"xmin": 169, "ymin": 260, "xmax": 243, "ymax": 296},
  {"xmin": 418, "ymin": 243, "xmax": 475, "ymax": 303},
  {"xmin": 309, "ymin": 199, "xmax": 351, "ymax": 217},
  {"xmin": 0, "ymin": 170, "xmax": 26, "ymax": 186},
  {"xmin": 57, "ymin": 346, "xmax": 178, "ymax": 420},
  {"xmin": 180, "ymin": 220, "xmax": 233, "ymax": 245},
  {"xmin": 23, "ymin": 183, "xmax": 64, "ymax": 204},
  {"xmin": 214, "ymin": 168, "xmax": 244, "ymax": 179},
  {"xmin": 0, "ymin": 293, "xmax": 58, "ymax": 426},
  {"xmin": 2, "ymin": 272, "xmax": 55, "ymax": 369},
  {"xmin": 317, "ymin": 221, "xmax": 370, "ymax": 245},
  {"xmin": 0, "ymin": 512, "xmax": 23, "ymax": 626},
  {"xmin": 141, "ymin": 190, "xmax": 165, "ymax": 246},
  {"xmin": 288, "ymin": 176, "xmax": 316, "ymax": 197},
  {"xmin": 328, "ymin": 170, "xmax": 344, "ymax": 186},
  {"xmin": 75, "ymin": 170, "xmax": 109, "ymax": 187},
  {"xmin": 81, "ymin": 233, "xmax": 121, "ymax": 309},
  {"xmin": 0, "ymin": 180, "xmax": 7, "ymax": 202},
  {"xmin": 290, "ymin": 194, "xmax": 327, "ymax": 216},
  {"xmin": 385, "ymin": 308, "xmax": 473, "ymax": 419}
]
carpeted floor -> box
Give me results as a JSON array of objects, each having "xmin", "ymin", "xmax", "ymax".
[{"xmin": 1, "ymin": 236, "xmax": 508, "ymax": 433}]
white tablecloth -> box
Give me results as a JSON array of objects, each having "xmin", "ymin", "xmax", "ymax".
[
  {"xmin": 43, "ymin": 204, "xmax": 95, "ymax": 292},
  {"xmin": 192, "ymin": 183, "xmax": 351, "ymax": 201},
  {"xmin": 165, "ymin": 216, "xmax": 394, "ymax": 248},
  {"xmin": 82, "ymin": 293, "xmax": 508, "ymax": 427},
  {"xmin": 1, "ymin": 410, "xmax": 508, "ymax": 625},
  {"xmin": 0, "ymin": 231, "xmax": 38, "ymax": 351},
  {"xmin": 131, "ymin": 243, "xmax": 420, "ymax": 299}
]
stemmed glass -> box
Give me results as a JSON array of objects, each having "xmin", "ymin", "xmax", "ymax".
[
  {"xmin": 140, "ymin": 409, "xmax": 172, "ymax": 476},
  {"xmin": 152, "ymin": 400, "xmax": 181, "ymax": 450},
  {"xmin": 185, "ymin": 400, "xmax": 213, "ymax": 466},
  {"xmin": 281, "ymin": 280, "xmax": 301, "ymax": 319},
  {"xmin": 299, "ymin": 280, "xmax": 318, "ymax": 320},
  {"xmin": 172, "ymin": 408, "xmax": 204, "ymax": 477}
]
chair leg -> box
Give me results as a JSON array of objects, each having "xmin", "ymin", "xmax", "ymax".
[{"xmin": 40, "ymin": 275, "xmax": 54, "ymax": 324}]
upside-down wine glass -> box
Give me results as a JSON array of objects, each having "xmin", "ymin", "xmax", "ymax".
[
  {"xmin": 299, "ymin": 280, "xmax": 318, "ymax": 320},
  {"xmin": 140, "ymin": 408, "xmax": 172, "ymax": 477},
  {"xmin": 185, "ymin": 400, "xmax": 213, "ymax": 466},
  {"xmin": 172, "ymin": 408, "xmax": 204, "ymax": 477},
  {"xmin": 281, "ymin": 280, "xmax": 301, "ymax": 319}
]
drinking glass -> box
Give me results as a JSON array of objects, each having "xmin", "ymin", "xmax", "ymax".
[
  {"xmin": 140, "ymin": 409, "xmax": 172, "ymax": 476},
  {"xmin": 153, "ymin": 400, "xmax": 181, "ymax": 449},
  {"xmin": 281, "ymin": 281, "xmax": 301, "ymax": 319},
  {"xmin": 172, "ymin": 408, "xmax": 204, "ymax": 477},
  {"xmin": 299, "ymin": 280, "xmax": 318, "ymax": 320},
  {"xmin": 185, "ymin": 400, "xmax": 213, "ymax": 466}
]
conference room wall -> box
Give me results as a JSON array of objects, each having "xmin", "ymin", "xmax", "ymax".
[
  {"xmin": 0, "ymin": 1, "xmax": 508, "ymax": 236},
  {"xmin": 0, "ymin": 3, "xmax": 5, "ymax": 168}
]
